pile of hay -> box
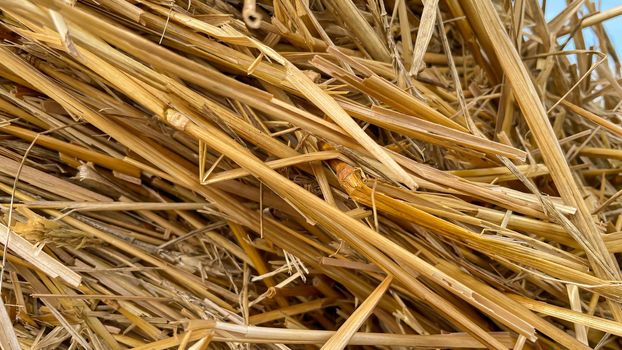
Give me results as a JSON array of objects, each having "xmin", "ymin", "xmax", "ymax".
[{"xmin": 0, "ymin": 0, "xmax": 621, "ymax": 349}]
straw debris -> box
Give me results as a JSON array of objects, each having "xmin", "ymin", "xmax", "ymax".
[{"xmin": 0, "ymin": 0, "xmax": 621, "ymax": 349}]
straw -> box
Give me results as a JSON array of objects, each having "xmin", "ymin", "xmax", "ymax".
[{"xmin": 0, "ymin": 0, "xmax": 620, "ymax": 349}]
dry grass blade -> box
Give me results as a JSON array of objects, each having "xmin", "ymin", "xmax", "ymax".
[
  {"xmin": 557, "ymin": 98, "xmax": 622, "ymax": 137},
  {"xmin": 321, "ymin": 275, "xmax": 392, "ymax": 349},
  {"xmin": 557, "ymin": 5, "xmax": 622, "ymax": 36},
  {"xmin": 0, "ymin": 223, "xmax": 81, "ymax": 287},
  {"xmin": 409, "ymin": 0, "xmax": 439, "ymax": 76},
  {"xmin": 187, "ymin": 320, "xmax": 517, "ymax": 347},
  {"xmin": 0, "ymin": 297, "xmax": 20, "ymax": 350},
  {"xmin": 509, "ymin": 294, "xmax": 622, "ymax": 337},
  {"xmin": 322, "ymin": 0, "xmax": 391, "ymax": 62}
]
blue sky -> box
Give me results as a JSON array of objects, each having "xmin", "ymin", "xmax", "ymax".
[{"xmin": 545, "ymin": 1, "xmax": 622, "ymax": 64}]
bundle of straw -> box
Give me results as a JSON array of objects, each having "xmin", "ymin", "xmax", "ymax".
[{"xmin": 0, "ymin": 0, "xmax": 621, "ymax": 349}]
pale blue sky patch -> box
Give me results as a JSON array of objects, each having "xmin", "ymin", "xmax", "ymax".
[{"xmin": 543, "ymin": 1, "xmax": 622, "ymax": 70}]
